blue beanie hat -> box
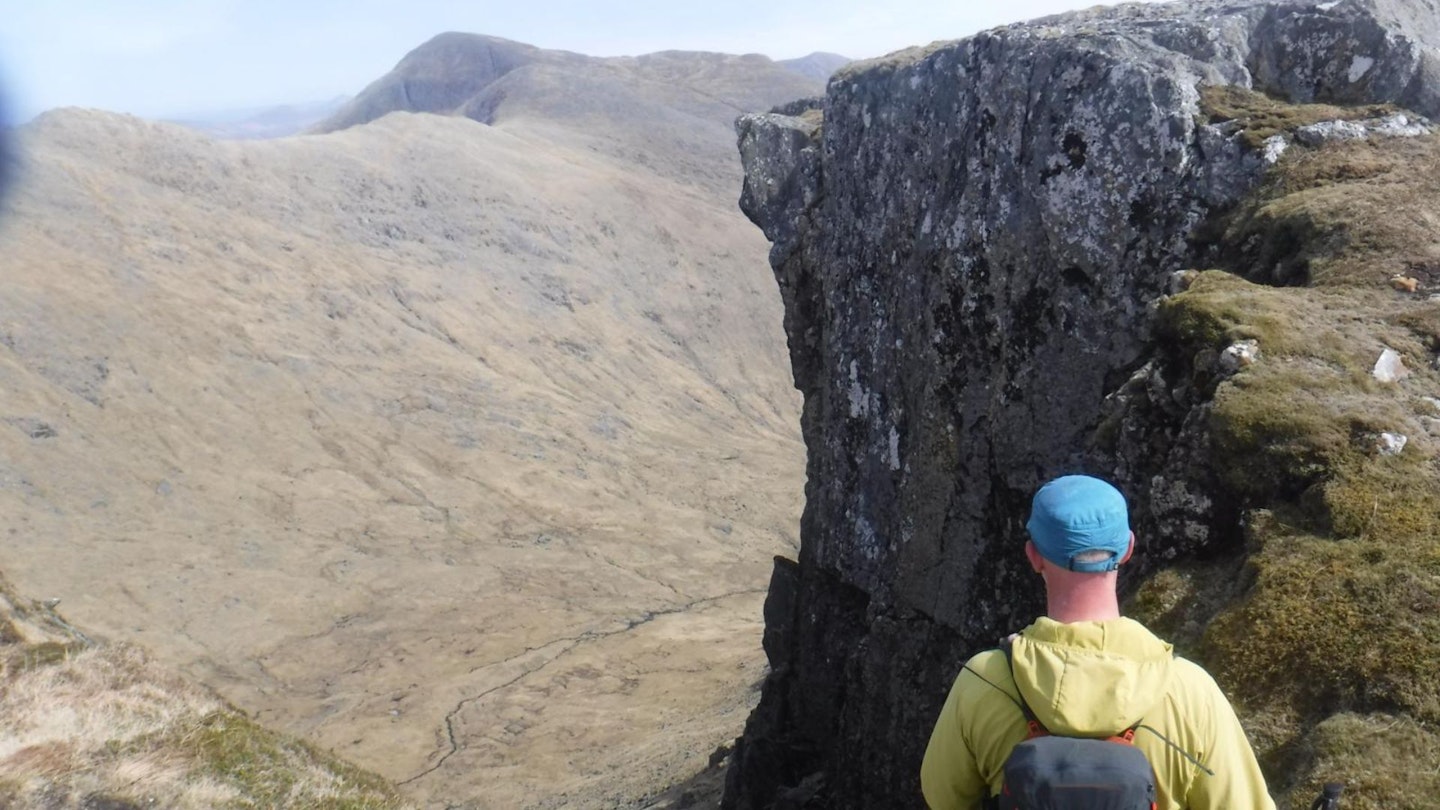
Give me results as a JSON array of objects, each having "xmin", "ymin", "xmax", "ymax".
[{"xmin": 1026, "ymin": 475, "xmax": 1131, "ymax": 573}]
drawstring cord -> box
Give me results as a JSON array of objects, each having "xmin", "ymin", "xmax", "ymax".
[
  {"xmin": 960, "ymin": 664, "xmax": 1027, "ymax": 712},
  {"xmin": 957, "ymin": 663, "xmax": 1217, "ymax": 777},
  {"xmin": 1136, "ymin": 724, "xmax": 1215, "ymax": 776}
]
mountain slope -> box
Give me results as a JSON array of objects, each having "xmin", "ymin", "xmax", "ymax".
[
  {"xmin": 0, "ymin": 35, "xmax": 815, "ymax": 810},
  {"xmin": 316, "ymin": 34, "xmax": 563, "ymax": 132},
  {"xmin": 315, "ymin": 33, "xmax": 823, "ymax": 193}
]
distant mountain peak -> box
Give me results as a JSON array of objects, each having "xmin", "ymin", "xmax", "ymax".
[
  {"xmin": 778, "ymin": 52, "xmax": 851, "ymax": 83},
  {"xmin": 313, "ymin": 33, "xmax": 826, "ymax": 144},
  {"xmin": 315, "ymin": 32, "xmax": 578, "ymax": 133}
]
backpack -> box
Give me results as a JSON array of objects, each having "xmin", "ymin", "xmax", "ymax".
[{"xmin": 986, "ymin": 642, "xmax": 1158, "ymax": 810}]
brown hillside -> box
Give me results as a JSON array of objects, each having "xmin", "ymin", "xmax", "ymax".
[{"xmin": 0, "ymin": 44, "xmax": 806, "ymax": 809}]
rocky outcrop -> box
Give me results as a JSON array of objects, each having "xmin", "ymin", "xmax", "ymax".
[{"xmin": 725, "ymin": 1, "xmax": 1440, "ymax": 807}]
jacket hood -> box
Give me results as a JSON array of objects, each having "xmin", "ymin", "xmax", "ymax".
[{"xmin": 1010, "ymin": 616, "xmax": 1174, "ymax": 737}]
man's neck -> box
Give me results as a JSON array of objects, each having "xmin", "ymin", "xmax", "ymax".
[{"xmin": 1045, "ymin": 584, "xmax": 1122, "ymax": 624}]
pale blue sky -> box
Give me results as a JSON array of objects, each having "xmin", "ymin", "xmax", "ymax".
[{"xmin": 0, "ymin": 0, "xmax": 1163, "ymax": 122}]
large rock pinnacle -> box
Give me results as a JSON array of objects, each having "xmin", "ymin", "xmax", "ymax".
[{"xmin": 725, "ymin": 1, "xmax": 1440, "ymax": 807}]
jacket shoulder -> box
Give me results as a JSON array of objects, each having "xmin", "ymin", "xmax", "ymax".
[
  {"xmin": 953, "ymin": 647, "xmax": 1022, "ymax": 706},
  {"xmin": 962, "ymin": 646, "xmax": 1010, "ymax": 673},
  {"xmin": 1160, "ymin": 655, "xmax": 1241, "ymax": 734},
  {"xmin": 1168, "ymin": 655, "xmax": 1226, "ymax": 697}
]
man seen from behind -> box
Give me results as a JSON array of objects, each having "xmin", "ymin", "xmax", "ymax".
[{"xmin": 920, "ymin": 475, "xmax": 1275, "ymax": 809}]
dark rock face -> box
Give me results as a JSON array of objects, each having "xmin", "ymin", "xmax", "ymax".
[{"xmin": 725, "ymin": 1, "xmax": 1440, "ymax": 807}]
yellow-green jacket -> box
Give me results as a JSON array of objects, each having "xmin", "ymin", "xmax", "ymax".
[{"xmin": 921, "ymin": 617, "xmax": 1275, "ymax": 810}]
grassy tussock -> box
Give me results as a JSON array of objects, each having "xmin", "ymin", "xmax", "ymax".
[
  {"xmin": 0, "ymin": 585, "xmax": 411, "ymax": 810},
  {"xmin": 2, "ymin": 643, "xmax": 234, "ymax": 808},
  {"xmin": 1199, "ymin": 86, "xmax": 1397, "ymax": 150},
  {"xmin": 1199, "ymin": 100, "xmax": 1440, "ymax": 289},
  {"xmin": 1128, "ymin": 122, "xmax": 1440, "ymax": 807},
  {"xmin": 1298, "ymin": 714, "xmax": 1440, "ymax": 807},
  {"xmin": 172, "ymin": 711, "xmax": 406, "ymax": 809}
]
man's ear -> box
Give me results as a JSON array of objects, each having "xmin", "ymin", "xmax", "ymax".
[
  {"xmin": 1120, "ymin": 531, "xmax": 1136, "ymax": 564},
  {"xmin": 1024, "ymin": 540, "xmax": 1045, "ymax": 573}
]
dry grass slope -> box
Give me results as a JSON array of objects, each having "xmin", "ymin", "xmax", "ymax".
[{"xmin": 0, "ymin": 575, "xmax": 412, "ymax": 809}]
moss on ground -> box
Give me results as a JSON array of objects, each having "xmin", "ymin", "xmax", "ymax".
[
  {"xmin": 1292, "ymin": 713, "xmax": 1440, "ymax": 807},
  {"xmin": 1125, "ymin": 556, "xmax": 1250, "ymax": 658},
  {"xmin": 1127, "ymin": 121, "xmax": 1440, "ymax": 808}
]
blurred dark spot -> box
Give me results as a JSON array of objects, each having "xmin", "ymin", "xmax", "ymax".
[
  {"xmin": 0, "ymin": 78, "xmax": 12, "ymax": 209},
  {"xmin": 1062, "ymin": 131, "xmax": 1087, "ymax": 169},
  {"xmin": 81, "ymin": 795, "xmax": 144, "ymax": 810}
]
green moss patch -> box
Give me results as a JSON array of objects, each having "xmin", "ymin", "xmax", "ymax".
[
  {"xmin": 0, "ymin": 628, "xmax": 411, "ymax": 809},
  {"xmin": 1156, "ymin": 272, "xmax": 1432, "ymax": 505},
  {"xmin": 1149, "ymin": 273, "xmax": 1440, "ymax": 804},
  {"xmin": 1203, "ymin": 508, "xmax": 1440, "ymax": 720},
  {"xmin": 1156, "ymin": 271, "xmax": 1301, "ymax": 351},
  {"xmin": 1127, "ymin": 114, "xmax": 1440, "ymax": 808},
  {"xmin": 1294, "ymin": 713, "xmax": 1440, "ymax": 807}
]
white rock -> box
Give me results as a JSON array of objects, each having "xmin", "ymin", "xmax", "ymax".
[
  {"xmin": 1373, "ymin": 112, "xmax": 1430, "ymax": 138},
  {"xmin": 1373, "ymin": 348, "xmax": 1409, "ymax": 382},
  {"xmin": 1167, "ymin": 269, "xmax": 1199, "ymax": 294},
  {"xmin": 1261, "ymin": 134, "xmax": 1289, "ymax": 164},
  {"xmin": 1219, "ymin": 339, "xmax": 1261, "ymax": 373},
  {"xmin": 1378, "ymin": 432, "xmax": 1408, "ymax": 456},
  {"xmin": 1295, "ymin": 119, "xmax": 1369, "ymax": 146},
  {"xmin": 1348, "ymin": 55, "xmax": 1375, "ymax": 83}
]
